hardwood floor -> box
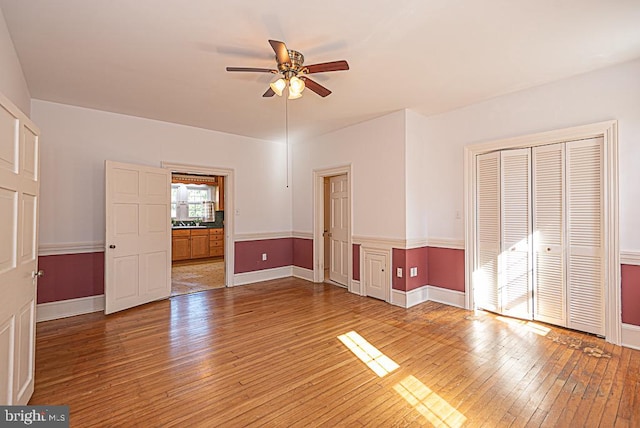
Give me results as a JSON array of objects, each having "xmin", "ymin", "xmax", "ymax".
[{"xmin": 31, "ymin": 278, "xmax": 639, "ymax": 427}]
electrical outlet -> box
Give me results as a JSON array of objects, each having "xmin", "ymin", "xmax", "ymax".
[
  {"xmin": 397, "ymin": 267, "xmax": 403, "ymax": 278},
  {"xmin": 235, "ymin": 208, "xmax": 240, "ymax": 216},
  {"xmin": 262, "ymin": 253, "xmax": 267, "ymax": 261},
  {"xmin": 410, "ymin": 267, "xmax": 418, "ymax": 277}
]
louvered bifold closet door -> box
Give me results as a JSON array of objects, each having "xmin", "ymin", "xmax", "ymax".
[
  {"xmin": 476, "ymin": 152, "xmax": 500, "ymax": 313},
  {"xmin": 566, "ymin": 137, "xmax": 604, "ymax": 336},
  {"xmin": 532, "ymin": 143, "xmax": 566, "ymax": 326},
  {"xmin": 500, "ymin": 149, "xmax": 533, "ymax": 319}
]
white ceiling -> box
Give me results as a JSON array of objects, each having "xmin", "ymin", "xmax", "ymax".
[{"xmin": 2, "ymin": 0, "xmax": 640, "ymax": 142}]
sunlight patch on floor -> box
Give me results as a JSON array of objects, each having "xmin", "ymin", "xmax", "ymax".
[
  {"xmin": 393, "ymin": 375, "xmax": 467, "ymax": 427},
  {"xmin": 496, "ymin": 316, "xmax": 551, "ymax": 336},
  {"xmin": 337, "ymin": 331, "xmax": 399, "ymax": 377}
]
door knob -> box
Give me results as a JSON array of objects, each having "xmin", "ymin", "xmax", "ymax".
[
  {"xmin": 109, "ymin": 245, "xmax": 116, "ymax": 249},
  {"xmin": 32, "ymin": 270, "xmax": 44, "ymax": 278}
]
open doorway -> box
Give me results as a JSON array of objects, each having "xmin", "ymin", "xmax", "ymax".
[
  {"xmin": 162, "ymin": 162, "xmax": 234, "ymax": 296},
  {"xmin": 314, "ymin": 165, "xmax": 352, "ymax": 291},
  {"xmin": 170, "ymin": 172, "xmax": 225, "ymax": 296}
]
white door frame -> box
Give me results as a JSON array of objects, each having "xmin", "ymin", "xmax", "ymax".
[
  {"xmin": 463, "ymin": 120, "xmax": 620, "ymax": 344},
  {"xmin": 313, "ymin": 165, "xmax": 353, "ymax": 292},
  {"xmin": 162, "ymin": 161, "xmax": 235, "ymax": 287}
]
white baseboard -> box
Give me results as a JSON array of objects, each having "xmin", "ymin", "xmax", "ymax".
[
  {"xmin": 427, "ymin": 286, "xmax": 466, "ymax": 308},
  {"xmin": 350, "ymin": 280, "xmax": 361, "ymax": 295},
  {"xmin": 390, "ymin": 285, "xmax": 466, "ymax": 309},
  {"xmin": 233, "ymin": 266, "xmax": 293, "ymax": 286},
  {"xmin": 406, "ymin": 287, "xmax": 430, "ymax": 308},
  {"xmin": 37, "ymin": 295, "xmax": 105, "ymax": 322},
  {"xmin": 292, "ymin": 266, "xmax": 314, "ymax": 282},
  {"xmin": 390, "ymin": 289, "xmax": 407, "ymax": 307},
  {"xmin": 621, "ymin": 323, "xmax": 640, "ymax": 350}
]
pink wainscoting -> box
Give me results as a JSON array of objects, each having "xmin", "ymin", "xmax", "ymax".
[
  {"xmin": 392, "ymin": 247, "xmax": 428, "ymax": 292},
  {"xmin": 353, "ymin": 244, "xmax": 360, "ymax": 281},
  {"xmin": 392, "ymin": 248, "xmax": 406, "ymax": 291},
  {"xmin": 622, "ymin": 264, "xmax": 640, "ymax": 326},
  {"xmin": 234, "ymin": 238, "xmax": 293, "ymax": 274},
  {"xmin": 406, "ymin": 247, "xmax": 429, "ymax": 291},
  {"xmin": 292, "ymin": 238, "xmax": 313, "ymax": 270},
  {"xmin": 427, "ymin": 247, "xmax": 465, "ymax": 292},
  {"xmin": 37, "ymin": 252, "xmax": 105, "ymax": 304}
]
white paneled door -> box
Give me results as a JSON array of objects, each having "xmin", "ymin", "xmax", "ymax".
[
  {"xmin": 0, "ymin": 93, "xmax": 40, "ymax": 405},
  {"xmin": 329, "ymin": 174, "xmax": 349, "ymax": 286},
  {"xmin": 363, "ymin": 249, "xmax": 388, "ymax": 301},
  {"xmin": 105, "ymin": 161, "xmax": 171, "ymax": 314}
]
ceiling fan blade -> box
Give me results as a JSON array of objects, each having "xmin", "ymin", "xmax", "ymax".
[
  {"xmin": 301, "ymin": 77, "xmax": 332, "ymax": 97},
  {"xmin": 268, "ymin": 40, "xmax": 291, "ymax": 66},
  {"xmin": 263, "ymin": 87, "xmax": 275, "ymax": 97},
  {"xmin": 304, "ymin": 60, "xmax": 349, "ymax": 74},
  {"xmin": 226, "ymin": 67, "xmax": 277, "ymax": 73}
]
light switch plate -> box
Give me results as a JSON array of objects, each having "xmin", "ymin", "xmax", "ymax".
[{"xmin": 397, "ymin": 267, "xmax": 403, "ymax": 277}]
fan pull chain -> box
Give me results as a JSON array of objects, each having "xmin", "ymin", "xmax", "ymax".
[{"xmin": 285, "ymin": 93, "xmax": 289, "ymax": 188}]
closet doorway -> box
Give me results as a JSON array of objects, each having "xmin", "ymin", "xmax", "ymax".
[{"xmin": 464, "ymin": 121, "xmax": 620, "ymax": 344}]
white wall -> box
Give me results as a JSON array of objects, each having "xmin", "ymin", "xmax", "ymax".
[
  {"xmin": 0, "ymin": 7, "xmax": 30, "ymax": 115},
  {"xmin": 32, "ymin": 100, "xmax": 291, "ymax": 247},
  {"xmin": 420, "ymin": 58, "xmax": 640, "ymax": 251},
  {"xmin": 405, "ymin": 109, "xmax": 431, "ymax": 242},
  {"xmin": 293, "ymin": 110, "xmax": 406, "ymax": 239}
]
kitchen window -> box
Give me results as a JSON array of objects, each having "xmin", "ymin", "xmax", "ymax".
[{"xmin": 171, "ymin": 184, "xmax": 214, "ymax": 220}]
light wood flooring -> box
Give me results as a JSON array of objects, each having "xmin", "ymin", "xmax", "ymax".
[
  {"xmin": 31, "ymin": 278, "xmax": 639, "ymax": 427},
  {"xmin": 171, "ymin": 258, "xmax": 225, "ymax": 296}
]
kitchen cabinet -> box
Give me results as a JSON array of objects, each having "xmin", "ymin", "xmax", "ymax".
[
  {"xmin": 209, "ymin": 228, "xmax": 224, "ymax": 257},
  {"xmin": 218, "ymin": 177, "xmax": 224, "ymax": 211},
  {"xmin": 172, "ymin": 229, "xmax": 191, "ymax": 261},
  {"xmin": 172, "ymin": 228, "xmax": 224, "ymax": 261},
  {"xmin": 191, "ymin": 229, "xmax": 210, "ymax": 259}
]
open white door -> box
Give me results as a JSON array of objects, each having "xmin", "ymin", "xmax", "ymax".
[
  {"xmin": 105, "ymin": 161, "xmax": 171, "ymax": 314},
  {"xmin": 0, "ymin": 94, "xmax": 40, "ymax": 405},
  {"xmin": 329, "ymin": 174, "xmax": 348, "ymax": 286}
]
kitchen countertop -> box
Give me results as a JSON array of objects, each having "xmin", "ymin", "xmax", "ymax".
[{"xmin": 172, "ymin": 225, "xmax": 223, "ymax": 230}]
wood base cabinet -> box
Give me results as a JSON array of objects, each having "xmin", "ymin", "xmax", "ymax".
[
  {"xmin": 209, "ymin": 228, "xmax": 224, "ymax": 257},
  {"xmin": 172, "ymin": 229, "xmax": 191, "ymax": 261},
  {"xmin": 172, "ymin": 228, "xmax": 224, "ymax": 261}
]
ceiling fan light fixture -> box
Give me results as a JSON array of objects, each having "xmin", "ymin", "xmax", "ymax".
[
  {"xmin": 287, "ymin": 90, "xmax": 302, "ymax": 100},
  {"xmin": 270, "ymin": 78, "xmax": 286, "ymax": 97},
  {"xmin": 289, "ymin": 76, "xmax": 305, "ymax": 95}
]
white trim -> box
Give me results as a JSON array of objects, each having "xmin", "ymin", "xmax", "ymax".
[
  {"xmin": 390, "ymin": 289, "xmax": 408, "ymax": 308},
  {"xmin": 38, "ymin": 241, "xmax": 105, "ymax": 256},
  {"xmin": 350, "ymin": 280, "xmax": 361, "ymax": 295},
  {"xmin": 234, "ymin": 231, "xmax": 292, "ymax": 241},
  {"xmin": 389, "ymin": 286, "xmax": 465, "ymax": 309},
  {"xmin": 620, "ymin": 251, "xmax": 640, "ymax": 266},
  {"xmin": 426, "ymin": 238, "xmax": 465, "ymax": 250},
  {"xmin": 352, "ymin": 235, "xmax": 404, "ymax": 249},
  {"xmin": 292, "ymin": 231, "xmax": 313, "ymax": 239},
  {"xmin": 621, "ymin": 323, "xmax": 640, "ymax": 351},
  {"xmin": 233, "ymin": 266, "xmax": 293, "ymax": 286},
  {"xmin": 406, "ymin": 238, "xmax": 429, "ymax": 249},
  {"xmin": 292, "ymin": 266, "xmax": 314, "ymax": 282},
  {"xmin": 36, "ymin": 295, "xmax": 105, "ymax": 322},
  {"xmin": 313, "ymin": 165, "xmax": 353, "ymax": 293},
  {"xmin": 427, "ymin": 286, "xmax": 466, "ymax": 308},
  {"xmin": 406, "ymin": 287, "xmax": 430, "ymax": 308},
  {"xmin": 162, "ymin": 161, "xmax": 235, "ymax": 286},
  {"xmin": 464, "ymin": 120, "xmax": 620, "ymax": 345}
]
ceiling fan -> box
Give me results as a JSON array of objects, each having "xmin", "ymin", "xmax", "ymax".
[{"xmin": 226, "ymin": 40, "xmax": 349, "ymax": 99}]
